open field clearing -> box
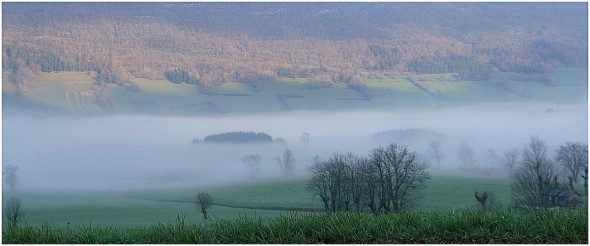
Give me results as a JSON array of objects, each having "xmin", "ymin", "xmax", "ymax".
[
  {"xmin": 3, "ymin": 175, "xmax": 521, "ymax": 228},
  {"xmin": 3, "ymin": 67, "xmax": 586, "ymax": 115},
  {"xmin": 131, "ymin": 175, "xmax": 514, "ymax": 212},
  {"xmin": 25, "ymin": 72, "xmax": 100, "ymax": 113}
]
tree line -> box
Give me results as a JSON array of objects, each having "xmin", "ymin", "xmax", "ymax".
[
  {"xmin": 308, "ymin": 144, "xmax": 430, "ymax": 214},
  {"xmin": 197, "ymin": 131, "xmax": 275, "ymax": 144},
  {"xmin": 405, "ymin": 53, "xmax": 498, "ymax": 81},
  {"xmin": 434, "ymin": 136, "xmax": 587, "ymax": 209},
  {"xmin": 511, "ymin": 137, "xmax": 588, "ymax": 209}
]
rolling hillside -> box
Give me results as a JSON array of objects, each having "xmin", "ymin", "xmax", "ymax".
[
  {"xmin": 3, "ymin": 67, "xmax": 587, "ymax": 116},
  {"xmin": 2, "ymin": 2, "xmax": 587, "ymax": 116}
]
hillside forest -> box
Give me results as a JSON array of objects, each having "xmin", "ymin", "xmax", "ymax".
[{"xmin": 3, "ymin": 2, "xmax": 587, "ymax": 106}]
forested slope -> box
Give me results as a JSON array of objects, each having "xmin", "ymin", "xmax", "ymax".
[{"xmin": 2, "ymin": 2, "xmax": 587, "ymax": 114}]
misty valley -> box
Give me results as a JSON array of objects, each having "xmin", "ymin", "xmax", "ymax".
[
  {"xmin": 2, "ymin": 2, "xmax": 588, "ymax": 244},
  {"xmin": 3, "ymin": 103, "xmax": 588, "ymax": 241},
  {"xmin": 4, "ymin": 103, "xmax": 587, "ymax": 191},
  {"xmin": 4, "ymin": 97, "xmax": 589, "ymax": 244}
]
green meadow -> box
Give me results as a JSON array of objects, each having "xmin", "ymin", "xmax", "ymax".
[
  {"xmin": 3, "ymin": 175, "xmax": 587, "ymax": 244},
  {"xmin": 3, "ymin": 65, "xmax": 588, "ymax": 242},
  {"xmin": 3, "ymin": 175, "xmax": 518, "ymax": 228},
  {"xmin": 3, "ymin": 67, "xmax": 587, "ymax": 116}
]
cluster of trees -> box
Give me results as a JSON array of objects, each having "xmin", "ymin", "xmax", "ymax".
[
  {"xmin": 405, "ymin": 54, "xmax": 498, "ymax": 81},
  {"xmin": 367, "ymin": 44, "xmax": 401, "ymax": 71},
  {"xmin": 164, "ymin": 68, "xmax": 200, "ymax": 85},
  {"xmin": 557, "ymin": 142, "xmax": 588, "ymax": 192},
  {"xmin": 275, "ymin": 149, "xmax": 296, "ymax": 177},
  {"xmin": 308, "ymin": 144, "xmax": 429, "ymax": 214},
  {"xmin": 457, "ymin": 143, "xmax": 477, "ymax": 170},
  {"xmin": 242, "ymin": 154, "xmax": 261, "ymax": 180},
  {"xmin": 198, "ymin": 131, "xmax": 275, "ymax": 144},
  {"xmin": 511, "ymin": 137, "xmax": 587, "ymax": 208},
  {"xmin": 240, "ymin": 148, "xmax": 296, "ymax": 181},
  {"xmin": 428, "ymin": 140, "xmax": 445, "ymax": 168},
  {"xmin": 451, "ymin": 142, "xmax": 513, "ymax": 178},
  {"xmin": 3, "ymin": 45, "xmax": 69, "ymax": 73},
  {"xmin": 432, "ymin": 136, "xmax": 587, "ymax": 209},
  {"xmin": 425, "ymin": 136, "xmax": 588, "ymax": 210},
  {"xmin": 422, "ymin": 136, "xmax": 587, "ymax": 211}
]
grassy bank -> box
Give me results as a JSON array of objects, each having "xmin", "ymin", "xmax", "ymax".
[{"xmin": 4, "ymin": 209, "xmax": 587, "ymax": 244}]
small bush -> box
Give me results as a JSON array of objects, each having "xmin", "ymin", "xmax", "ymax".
[{"xmin": 5, "ymin": 197, "xmax": 23, "ymax": 225}]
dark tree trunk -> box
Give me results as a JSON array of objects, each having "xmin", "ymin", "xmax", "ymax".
[{"xmin": 568, "ymin": 176, "xmax": 575, "ymax": 190}]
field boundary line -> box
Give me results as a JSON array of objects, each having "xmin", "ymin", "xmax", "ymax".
[{"xmin": 126, "ymin": 195, "xmax": 323, "ymax": 212}]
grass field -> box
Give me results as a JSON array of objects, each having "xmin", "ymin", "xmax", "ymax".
[
  {"xmin": 25, "ymin": 72, "xmax": 101, "ymax": 113},
  {"xmin": 3, "ymin": 175, "xmax": 521, "ymax": 229},
  {"xmin": 131, "ymin": 175, "xmax": 515, "ymax": 211},
  {"xmin": 2, "ymin": 191, "xmax": 285, "ymax": 229},
  {"xmin": 3, "ymin": 67, "xmax": 587, "ymax": 115},
  {"xmin": 4, "ymin": 210, "xmax": 587, "ymax": 244},
  {"xmin": 3, "ymin": 174, "xmax": 588, "ymax": 243}
]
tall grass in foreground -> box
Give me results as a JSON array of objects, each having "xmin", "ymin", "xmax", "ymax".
[{"xmin": 3, "ymin": 209, "xmax": 587, "ymax": 244}]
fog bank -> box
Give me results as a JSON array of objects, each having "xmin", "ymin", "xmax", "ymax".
[{"xmin": 3, "ymin": 101, "xmax": 587, "ymax": 191}]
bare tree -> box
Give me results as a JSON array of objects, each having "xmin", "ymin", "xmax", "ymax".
[
  {"xmin": 196, "ymin": 192, "xmax": 213, "ymax": 220},
  {"xmin": 428, "ymin": 140, "xmax": 445, "ymax": 168},
  {"xmin": 11, "ymin": 59, "xmax": 35, "ymax": 99},
  {"xmin": 275, "ymin": 148, "xmax": 295, "ymax": 177},
  {"xmin": 307, "ymin": 152, "xmax": 376, "ymax": 213},
  {"xmin": 370, "ymin": 144, "xmax": 430, "ymax": 213},
  {"xmin": 359, "ymin": 157, "xmax": 378, "ymax": 214},
  {"xmin": 582, "ymin": 167, "xmax": 588, "ymax": 195},
  {"xmin": 346, "ymin": 153, "xmax": 368, "ymax": 212},
  {"xmin": 457, "ymin": 143, "xmax": 476, "ymax": 169},
  {"xmin": 307, "ymin": 156, "xmax": 331, "ymax": 212},
  {"xmin": 482, "ymin": 149, "xmax": 498, "ymax": 168},
  {"xmin": 308, "ymin": 145, "xmax": 429, "ymax": 214},
  {"xmin": 325, "ymin": 153, "xmax": 349, "ymax": 212},
  {"xmin": 556, "ymin": 142, "xmax": 588, "ymax": 189},
  {"xmin": 511, "ymin": 136, "xmax": 559, "ymax": 209},
  {"xmin": 299, "ymin": 132, "xmax": 311, "ymax": 146},
  {"xmin": 5, "ymin": 197, "xmax": 23, "ymax": 225},
  {"xmin": 503, "ymin": 148, "xmax": 520, "ymax": 177},
  {"xmin": 307, "ymin": 153, "xmax": 349, "ymax": 213},
  {"xmin": 242, "ymin": 154, "xmax": 262, "ymax": 180},
  {"xmin": 3, "ymin": 164, "xmax": 19, "ymax": 192}
]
